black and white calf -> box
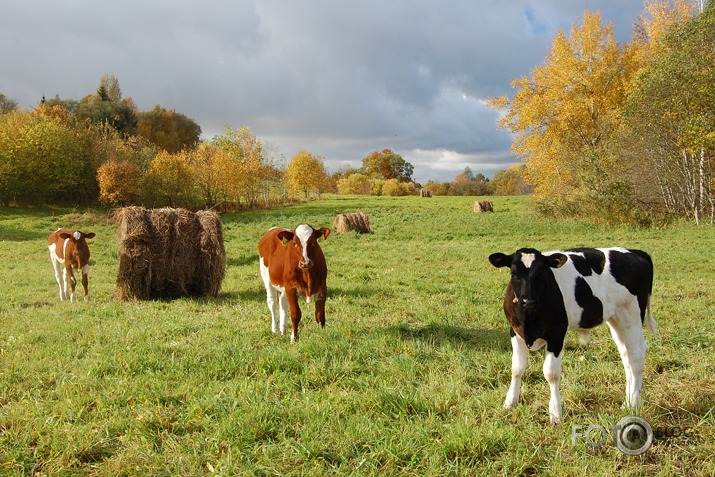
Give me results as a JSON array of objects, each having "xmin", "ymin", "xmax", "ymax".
[{"xmin": 488, "ymin": 247, "xmax": 657, "ymax": 424}]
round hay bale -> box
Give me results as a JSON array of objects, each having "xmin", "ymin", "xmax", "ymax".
[
  {"xmin": 334, "ymin": 212, "xmax": 372, "ymax": 234},
  {"xmin": 115, "ymin": 207, "xmax": 225, "ymax": 300},
  {"xmin": 473, "ymin": 200, "xmax": 494, "ymax": 213}
]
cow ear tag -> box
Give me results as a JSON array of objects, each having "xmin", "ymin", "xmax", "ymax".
[{"xmin": 281, "ymin": 237, "xmax": 290, "ymax": 246}]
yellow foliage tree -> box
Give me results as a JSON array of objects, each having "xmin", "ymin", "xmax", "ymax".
[
  {"xmin": 143, "ymin": 150, "xmax": 196, "ymax": 207},
  {"xmin": 212, "ymin": 127, "xmax": 268, "ymax": 207},
  {"xmin": 492, "ymin": 165, "xmax": 530, "ymax": 196},
  {"xmin": 337, "ymin": 173, "xmax": 371, "ymax": 195},
  {"xmin": 285, "ymin": 149, "xmax": 329, "ymax": 198},
  {"xmin": 632, "ymin": 0, "xmax": 697, "ymax": 67},
  {"xmin": 488, "ymin": 11, "xmax": 639, "ymax": 207},
  {"xmin": 189, "ymin": 143, "xmax": 232, "ymax": 208},
  {"xmin": 97, "ymin": 159, "xmax": 141, "ymax": 205}
]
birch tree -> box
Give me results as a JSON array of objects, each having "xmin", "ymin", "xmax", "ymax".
[{"xmin": 624, "ymin": 2, "xmax": 713, "ymax": 224}]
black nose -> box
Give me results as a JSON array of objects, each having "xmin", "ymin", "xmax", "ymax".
[{"xmin": 520, "ymin": 297, "xmax": 536, "ymax": 309}]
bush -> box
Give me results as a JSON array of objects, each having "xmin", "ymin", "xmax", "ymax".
[
  {"xmin": 337, "ymin": 173, "xmax": 371, "ymax": 195},
  {"xmin": 382, "ymin": 179, "xmax": 415, "ymax": 196}
]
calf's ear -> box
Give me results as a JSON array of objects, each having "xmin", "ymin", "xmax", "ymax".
[
  {"xmin": 59, "ymin": 232, "xmax": 72, "ymax": 240},
  {"xmin": 277, "ymin": 230, "xmax": 294, "ymax": 246},
  {"xmin": 488, "ymin": 252, "xmax": 511, "ymax": 268},
  {"xmin": 84, "ymin": 232, "xmax": 96, "ymax": 239},
  {"xmin": 316, "ymin": 227, "xmax": 331, "ymax": 240},
  {"xmin": 548, "ymin": 253, "xmax": 568, "ymax": 269}
]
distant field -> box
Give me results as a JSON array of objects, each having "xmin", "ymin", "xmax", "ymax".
[{"xmin": 0, "ymin": 195, "xmax": 713, "ymax": 476}]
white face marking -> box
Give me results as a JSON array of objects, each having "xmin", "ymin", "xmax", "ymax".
[
  {"xmin": 520, "ymin": 253, "xmax": 536, "ymax": 268},
  {"xmin": 73, "ymin": 231, "xmax": 81, "ymax": 240},
  {"xmin": 294, "ymin": 224, "xmax": 314, "ymax": 264}
]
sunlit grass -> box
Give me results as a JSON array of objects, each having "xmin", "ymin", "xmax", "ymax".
[{"xmin": 0, "ymin": 196, "xmax": 713, "ymax": 476}]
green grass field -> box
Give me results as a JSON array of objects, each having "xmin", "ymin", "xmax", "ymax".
[{"xmin": 1, "ymin": 196, "xmax": 713, "ymax": 476}]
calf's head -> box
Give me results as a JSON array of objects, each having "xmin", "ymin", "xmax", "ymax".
[
  {"xmin": 60, "ymin": 230, "xmax": 95, "ymax": 266},
  {"xmin": 489, "ymin": 248, "xmax": 568, "ymax": 311},
  {"xmin": 277, "ymin": 224, "xmax": 330, "ymax": 269}
]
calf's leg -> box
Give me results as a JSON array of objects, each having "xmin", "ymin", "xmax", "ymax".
[
  {"xmin": 50, "ymin": 257, "xmax": 67, "ymax": 301},
  {"xmin": 607, "ymin": 315, "xmax": 647, "ymax": 409},
  {"xmin": 260, "ymin": 259, "xmax": 280, "ymax": 334},
  {"xmin": 543, "ymin": 351, "xmax": 563, "ymax": 425},
  {"xmin": 505, "ymin": 334, "xmax": 528, "ymax": 409},
  {"xmin": 81, "ymin": 265, "xmax": 90, "ymax": 301},
  {"xmin": 278, "ymin": 292, "xmax": 289, "ymax": 335},
  {"xmin": 315, "ymin": 287, "xmax": 326, "ymax": 328},
  {"xmin": 287, "ymin": 288, "xmax": 301, "ymax": 343},
  {"xmin": 64, "ymin": 265, "xmax": 77, "ymax": 302}
]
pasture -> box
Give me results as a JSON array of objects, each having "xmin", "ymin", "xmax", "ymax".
[{"xmin": 0, "ymin": 195, "xmax": 713, "ymax": 476}]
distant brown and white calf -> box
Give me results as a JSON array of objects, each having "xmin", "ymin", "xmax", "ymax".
[
  {"xmin": 258, "ymin": 224, "xmax": 330, "ymax": 342},
  {"xmin": 489, "ymin": 247, "xmax": 657, "ymax": 424},
  {"xmin": 48, "ymin": 228, "xmax": 96, "ymax": 302}
]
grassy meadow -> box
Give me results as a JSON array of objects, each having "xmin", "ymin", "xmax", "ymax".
[{"xmin": 0, "ymin": 195, "xmax": 713, "ymax": 476}]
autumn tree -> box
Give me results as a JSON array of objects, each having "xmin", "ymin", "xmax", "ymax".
[
  {"xmin": 97, "ymin": 159, "xmax": 141, "ymax": 205},
  {"xmin": 285, "ymin": 149, "xmax": 329, "ymax": 198},
  {"xmin": 212, "ymin": 127, "xmax": 269, "ymax": 207},
  {"xmin": 382, "ymin": 179, "xmax": 415, "ymax": 196},
  {"xmin": 624, "ymin": 2, "xmax": 714, "ymax": 224},
  {"xmin": 361, "ymin": 149, "xmax": 414, "ymax": 182},
  {"xmin": 75, "ymin": 94, "xmax": 138, "ymax": 136},
  {"xmin": 632, "ymin": 0, "xmax": 697, "ymax": 67},
  {"xmin": 488, "ymin": 11, "xmax": 639, "ymax": 218},
  {"xmin": 449, "ymin": 167, "xmax": 493, "ymax": 196},
  {"xmin": 0, "ymin": 93, "xmax": 18, "ymax": 114},
  {"xmin": 186, "ymin": 143, "xmax": 233, "ymax": 207},
  {"xmin": 492, "ymin": 164, "xmax": 531, "ymax": 195},
  {"xmin": 143, "ymin": 150, "xmax": 197, "ymax": 207},
  {"xmin": 138, "ymin": 105, "xmax": 201, "ymax": 153},
  {"xmin": 420, "ymin": 179, "xmax": 450, "ymax": 196},
  {"xmin": 337, "ymin": 173, "xmax": 371, "ymax": 195},
  {"xmin": 43, "ymin": 95, "xmax": 79, "ymax": 114},
  {"xmin": 0, "ymin": 108, "xmax": 85, "ymax": 205},
  {"xmin": 99, "ymin": 74, "xmax": 123, "ymax": 102}
]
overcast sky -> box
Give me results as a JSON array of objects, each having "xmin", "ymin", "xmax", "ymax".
[{"xmin": 2, "ymin": 1, "xmax": 645, "ymax": 183}]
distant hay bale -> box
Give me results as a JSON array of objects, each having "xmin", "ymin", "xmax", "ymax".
[
  {"xmin": 334, "ymin": 212, "xmax": 372, "ymax": 234},
  {"xmin": 115, "ymin": 206, "xmax": 225, "ymax": 300},
  {"xmin": 419, "ymin": 188, "xmax": 433, "ymax": 198},
  {"xmin": 473, "ymin": 200, "xmax": 494, "ymax": 213}
]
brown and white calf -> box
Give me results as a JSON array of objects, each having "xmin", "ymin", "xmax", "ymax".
[
  {"xmin": 258, "ymin": 224, "xmax": 330, "ymax": 342},
  {"xmin": 489, "ymin": 247, "xmax": 657, "ymax": 424},
  {"xmin": 48, "ymin": 228, "xmax": 96, "ymax": 302}
]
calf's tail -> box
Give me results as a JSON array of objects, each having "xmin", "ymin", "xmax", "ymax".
[{"xmin": 645, "ymin": 294, "xmax": 658, "ymax": 336}]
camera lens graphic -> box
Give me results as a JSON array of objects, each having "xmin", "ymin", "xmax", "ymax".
[{"xmin": 614, "ymin": 416, "xmax": 653, "ymax": 455}]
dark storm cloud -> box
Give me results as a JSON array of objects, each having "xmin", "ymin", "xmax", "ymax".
[{"xmin": 2, "ymin": 0, "xmax": 645, "ymax": 182}]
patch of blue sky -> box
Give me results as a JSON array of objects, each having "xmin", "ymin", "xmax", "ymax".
[{"xmin": 524, "ymin": 5, "xmax": 548, "ymax": 34}]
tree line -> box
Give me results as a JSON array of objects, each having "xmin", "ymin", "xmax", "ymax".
[
  {"xmin": 489, "ymin": 0, "xmax": 714, "ymax": 225},
  {"xmin": 0, "ymin": 79, "xmax": 524, "ymax": 210}
]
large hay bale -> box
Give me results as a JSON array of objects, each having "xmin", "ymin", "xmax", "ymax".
[
  {"xmin": 473, "ymin": 200, "xmax": 494, "ymax": 213},
  {"xmin": 419, "ymin": 188, "xmax": 433, "ymax": 198},
  {"xmin": 334, "ymin": 212, "xmax": 372, "ymax": 234},
  {"xmin": 115, "ymin": 207, "xmax": 225, "ymax": 300}
]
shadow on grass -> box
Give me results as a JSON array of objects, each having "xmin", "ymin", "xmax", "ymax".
[
  {"xmin": 389, "ymin": 322, "xmax": 511, "ymax": 351},
  {"xmin": 218, "ymin": 289, "xmax": 266, "ymax": 303},
  {"xmin": 227, "ymin": 255, "xmax": 259, "ymax": 268},
  {"xmin": 0, "ymin": 225, "xmax": 47, "ymax": 242}
]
